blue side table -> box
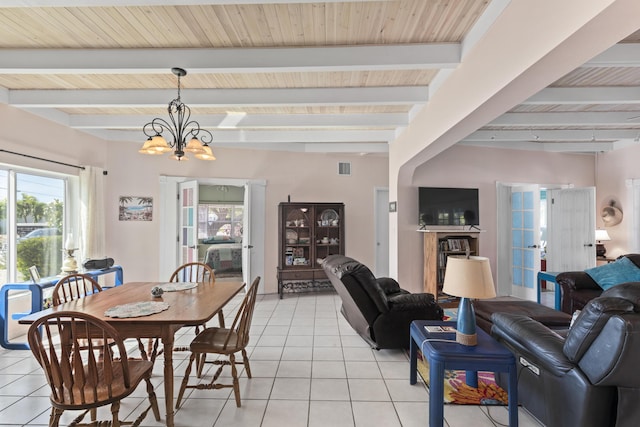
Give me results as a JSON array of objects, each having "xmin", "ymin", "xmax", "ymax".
[
  {"xmin": 409, "ymin": 320, "xmax": 518, "ymax": 427},
  {"xmin": 536, "ymin": 271, "xmax": 561, "ymax": 310},
  {"xmin": 0, "ymin": 265, "xmax": 123, "ymax": 350}
]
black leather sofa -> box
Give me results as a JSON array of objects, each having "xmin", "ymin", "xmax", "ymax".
[
  {"xmin": 322, "ymin": 254, "xmax": 443, "ymax": 349},
  {"xmin": 491, "ymin": 282, "xmax": 640, "ymax": 427},
  {"xmin": 556, "ymin": 253, "xmax": 640, "ymax": 314}
]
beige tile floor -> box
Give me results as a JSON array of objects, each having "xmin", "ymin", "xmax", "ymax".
[{"xmin": 0, "ymin": 290, "xmax": 552, "ymax": 427}]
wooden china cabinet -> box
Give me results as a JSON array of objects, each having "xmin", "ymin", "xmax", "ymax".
[{"xmin": 277, "ymin": 202, "xmax": 345, "ymax": 298}]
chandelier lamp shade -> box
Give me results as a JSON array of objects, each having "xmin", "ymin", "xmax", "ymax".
[{"xmin": 140, "ymin": 67, "xmax": 216, "ymax": 161}]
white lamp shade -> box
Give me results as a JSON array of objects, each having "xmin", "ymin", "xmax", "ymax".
[
  {"xmin": 442, "ymin": 256, "xmax": 496, "ymax": 299},
  {"xmin": 184, "ymin": 137, "xmax": 205, "ymax": 153},
  {"xmin": 194, "ymin": 144, "xmax": 216, "ymax": 160},
  {"xmin": 595, "ymin": 229, "xmax": 611, "ymax": 241},
  {"xmin": 149, "ymin": 135, "xmax": 172, "ymax": 153},
  {"xmin": 139, "ymin": 137, "xmax": 165, "ymax": 155}
]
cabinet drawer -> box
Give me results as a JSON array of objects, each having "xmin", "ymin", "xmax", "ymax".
[
  {"xmin": 279, "ymin": 270, "xmax": 315, "ymax": 281},
  {"xmin": 313, "ymin": 270, "xmax": 328, "ymax": 280}
]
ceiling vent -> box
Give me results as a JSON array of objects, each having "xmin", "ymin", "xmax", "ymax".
[{"xmin": 338, "ymin": 162, "xmax": 351, "ymax": 176}]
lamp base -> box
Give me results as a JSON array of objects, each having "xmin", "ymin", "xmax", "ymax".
[
  {"xmin": 456, "ymin": 330, "xmax": 477, "ymax": 346},
  {"xmin": 596, "ymin": 243, "xmax": 606, "ymax": 258},
  {"xmin": 456, "ymin": 297, "xmax": 478, "ymax": 347}
]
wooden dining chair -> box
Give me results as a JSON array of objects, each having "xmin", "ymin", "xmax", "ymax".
[
  {"xmin": 148, "ymin": 262, "xmax": 217, "ymax": 361},
  {"xmin": 52, "ymin": 273, "xmax": 103, "ymax": 306},
  {"xmin": 52, "ymin": 274, "xmax": 118, "ymax": 359},
  {"xmin": 28, "ymin": 311, "xmax": 160, "ymax": 427},
  {"xmin": 176, "ymin": 276, "xmax": 260, "ymax": 408},
  {"xmin": 53, "ymin": 273, "xmax": 152, "ymax": 361}
]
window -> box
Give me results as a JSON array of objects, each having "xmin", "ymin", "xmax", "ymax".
[
  {"xmin": 198, "ymin": 204, "xmax": 243, "ymax": 241},
  {"xmin": 0, "ymin": 168, "xmax": 68, "ymax": 285}
]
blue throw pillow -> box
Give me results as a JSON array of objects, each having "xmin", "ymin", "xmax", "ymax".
[{"xmin": 585, "ymin": 256, "xmax": 640, "ymax": 290}]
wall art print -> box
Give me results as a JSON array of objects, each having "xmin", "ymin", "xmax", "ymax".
[{"xmin": 119, "ymin": 196, "xmax": 153, "ymax": 221}]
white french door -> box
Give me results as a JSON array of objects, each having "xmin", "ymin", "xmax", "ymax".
[
  {"xmin": 546, "ymin": 187, "xmax": 596, "ymax": 271},
  {"xmin": 242, "ymin": 183, "xmax": 252, "ymax": 285},
  {"xmin": 510, "ymin": 185, "xmax": 540, "ymax": 301},
  {"xmin": 178, "ymin": 180, "xmax": 198, "ymax": 265}
]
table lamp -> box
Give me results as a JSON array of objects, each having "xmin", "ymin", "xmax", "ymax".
[
  {"xmin": 442, "ymin": 256, "xmax": 496, "ymax": 346},
  {"xmin": 595, "ymin": 229, "xmax": 611, "ymax": 258}
]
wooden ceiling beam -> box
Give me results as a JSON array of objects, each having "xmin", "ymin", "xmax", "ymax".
[
  {"xmin": 0, "ymin": 44, "xmax": 460, "ymax": 74},
  {"xmin": 2, "ymin": 0, "xmax": 387, "ymax": 6},
  {"xmin": 69, "ymin": 112, "xmax": 409, "ymax": 129},
  {"xmin": 584, "ymin": 43, "xmax": 640, "ymax": 68},
  {"xmin": 88, "ymin": 128, "xmax": 396, "ymax": 144},
  {"xmin": 489, "ymin": 111, "xmax": 640, "ymax": 126},
  {"xmin": 523, "ymin": 86, "xmax": 640, "ymax": 105},
  {"xmin": 463, "ymin": 128, "xmax": 640, "ymax": 142},
  {"xmin": 8, "ymin": 86, "xmax": 428, "ymax": 107}
]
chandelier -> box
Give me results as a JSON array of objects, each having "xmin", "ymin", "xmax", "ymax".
[{"xmin": 139, "ymin": 67, "xmax": 215, "ymax": 161}]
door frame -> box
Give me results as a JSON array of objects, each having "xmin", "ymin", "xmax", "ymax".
[
  {"xmin": 374, "ymin": 187, "xmax": 389, "ymax": 277},
  {"xmin": 159, "ymin": 176, "xmax": 266, "ymax": 293},
  {"xmin": 496, "ymin": 181, "xmax": 573, "ymax": 298},
  {"xmin": 509, "ymin": 184, "xmax": 540, "ymax": 301}
]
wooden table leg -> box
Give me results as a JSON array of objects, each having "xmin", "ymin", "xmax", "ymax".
[{"xmin": 163, "ymin": 333, "xmax": 175, "ymax": 427}]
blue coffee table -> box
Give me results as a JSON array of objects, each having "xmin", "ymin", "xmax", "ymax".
[{"xmin": 409, "ymin": 320, "xmax": 518, "ymax": 427}]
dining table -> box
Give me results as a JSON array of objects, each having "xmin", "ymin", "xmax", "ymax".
[{"xmin": 19, "ymin": 279, "xmax": 245, "ymax": 427}]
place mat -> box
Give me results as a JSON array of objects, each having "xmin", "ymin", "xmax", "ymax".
[
  {"xmin": 157, "ymin": 282, "xmax": 199, "ymax": 292},
  {"xmin": 105, "ymin": 301, "xmax": 170, "ymax": 318}
]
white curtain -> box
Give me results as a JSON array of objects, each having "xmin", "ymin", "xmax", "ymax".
[
  {"xmin": 79, "ymin": 166, "xmax": 106, "ymax": 260},
  {"xmin": 628, "ymin": 179, "xmax": 640, "ymax": 253}
]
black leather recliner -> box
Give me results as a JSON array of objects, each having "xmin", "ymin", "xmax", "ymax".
[
  {"xmin": 491, "ymin": 282, "xmax": 640, "ymax": 427},
  {"xmin": 322, "ymin": 254, "xmax": 443, "ymax": 349}
]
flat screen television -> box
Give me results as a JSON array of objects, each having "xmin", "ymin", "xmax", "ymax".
[{"xmin": 419, "ymin": 187, "xmax": 479, "ymax": 227}]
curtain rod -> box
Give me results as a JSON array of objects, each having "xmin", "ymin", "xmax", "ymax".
[{"xmin": 0, "ymin": 149, "xmax": 85, "ymax": 170}]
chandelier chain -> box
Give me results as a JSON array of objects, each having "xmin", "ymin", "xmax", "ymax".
[{"xmin": 140, "ymin": 67, "xmax": 215, "ymax": 161}]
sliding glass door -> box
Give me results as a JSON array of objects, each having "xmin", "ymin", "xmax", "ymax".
[{"xmin": 0, "ymin": 168, "xmax": 67, "ymax": 285}]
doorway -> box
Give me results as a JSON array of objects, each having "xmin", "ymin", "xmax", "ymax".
[
  {"xmin": 197, "ymin": 185, "xmax": 245, "ymax": 281},
  {"xmin": 374, "ymin": 187, "xmax": 389, "ymax": 277},
  {"xmin": 159, "ymin": 176, "xmax": 266, "ymax": 293},
  {"xmin": 496, "ymin": 183, "xmax": 595, "ymax": 299}
]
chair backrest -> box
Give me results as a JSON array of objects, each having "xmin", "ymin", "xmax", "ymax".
[
  {"xmin": 563, "ymin": 283, "xmax": 640, "ymax": 387},
  {"xmin": 52, "ymin": 274, "xmax": 103, "ymax": 306},
  {"xmin": 322, "ymin": 255, "xmax": 388, "ymax": 323},
  {"xmin": 28, "ymin": 311, "xmax": 134, "ymax": 407},
  {"xmin": 223, "ymin": 276, "xmax": 260, "ymax": 349},
  {"xmin": 170, "ymin": 262, "xmax": 215, "ymax": 284}
]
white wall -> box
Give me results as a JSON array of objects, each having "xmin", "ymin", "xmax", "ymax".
[
  {"xmin": 0, "ymin": 104, "xmax": 107, "ymax": 172},
  {"xmin": 1, "ymin": 104, "xmax": 388, "ymax": 295},
  {"xmin": 104, "ymin": 140, "xmax": 389, "ymax": 293},
  {"xmin": 8, "ymin": 102, "xmax": 639, "ymax": 298},
  {"xmin": 595, "ymin": 144, "xmax": 640, "ymax": 258},
  {"xmin": 401, "ymin": 144, "xmax": 595, "ymax": 293}
]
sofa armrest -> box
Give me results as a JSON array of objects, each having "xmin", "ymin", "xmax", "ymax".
[
  {"xmin": 376, "ymin": 277, "xmax": 409, "ymax": 296},
  {"xmin": 491, "ymin": 312, "xmax": 575, "ymax": 376},
  {"xmin": 387, "ymin": 292, "xmax": 438, "ymax": 311},
  {"xmin": 556, "ymin": 271, "xmax": 600, "ymax": 292}
]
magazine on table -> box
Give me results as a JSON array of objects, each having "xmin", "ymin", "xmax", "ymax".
[{"xmin": 424, "ymin": 325, "xmax": 456, "ymax": 333}]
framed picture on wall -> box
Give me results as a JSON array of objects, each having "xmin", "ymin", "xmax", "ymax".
[{"xmin": 119, "ymin": 196, "xmax": 153, "ymax": 221}]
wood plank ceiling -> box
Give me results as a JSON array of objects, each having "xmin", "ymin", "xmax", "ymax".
[{"xmin": 1, "ymin": 1, "xmax": 640, "ymax": 154}]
